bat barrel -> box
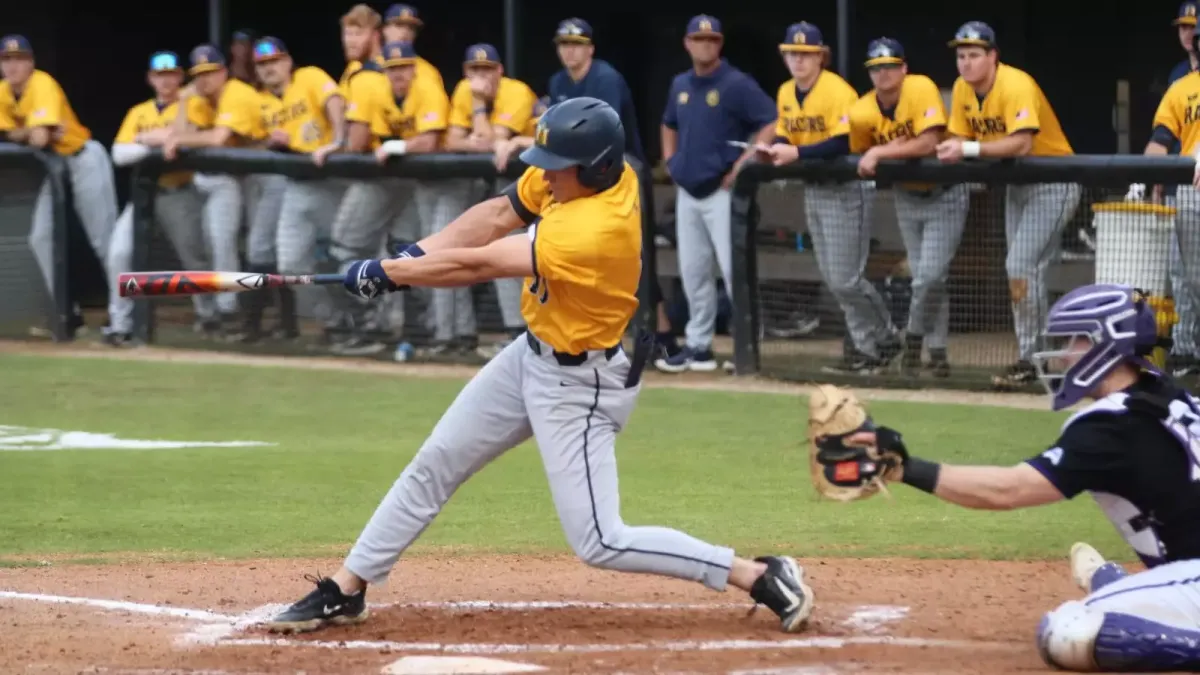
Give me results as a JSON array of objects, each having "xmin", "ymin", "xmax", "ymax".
[{"xmin": 118, "ymin": 271, "xmax": 345, "ymax": 297}]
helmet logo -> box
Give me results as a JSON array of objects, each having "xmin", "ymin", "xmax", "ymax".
[
  {"xmin": 706, "ymin": 89, "xmax": 720, "ymax": 106},
  {"xmin": 535, "ymin": 123, "xmax": 549, "ymax": 147}
]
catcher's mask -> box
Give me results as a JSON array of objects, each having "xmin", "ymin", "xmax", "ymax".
[{"xmin": 1031, "ymin": 284, "xmax": 1159, "ymax": 411}]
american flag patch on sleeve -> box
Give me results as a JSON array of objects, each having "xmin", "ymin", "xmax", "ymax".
[
  {"xmin": 924, "ymin": 107, "xmax": 937, "ymax": 118},
  {"xmin": 423, "ymin": 112, "xmax": 439, "ymax": 121},
  {"xmin": 1015, "ymin": 108, "xmax": 1029, "ymax": 120}
]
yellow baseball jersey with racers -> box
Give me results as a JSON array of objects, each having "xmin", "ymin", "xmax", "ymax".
[
  {"xmin": 510, "ymin": 163, "xmax": 641, "ymax": 353},
  {"xmin": 848, "ymin": 74, "xmax": 946, "ymax": 152},
  {"xmin": 448, "ymin": 77, "xmax": 537, "ymax": 136},
  {"xmin": 212, "ymin": 78, "xmax": 271, "ymax": 145},
  {"xmin": 345, "ymin": 61, "xmax": 448, "ymax": 142},
  {"xmin": 263, "ymin": 66, "xmax": 341, "ymax": 152},
  {"xmin": 1153, "ymin": 71, "xmax": 1200, "ymax": 155},
  {"xmin": 342, "ymin": 56, "xmax": 443, "ymax": 93},
  {"xmin": 0, "ymin": 70, "xmax": 91, "ymax": 155},
  {"xmin": 115, "ymin": 97, "xmax": 212, "ymax": 188},
  {"xmin": 947, "ymin": 63, "xmax": 1073, "ymax": 156},
  {"xmin": 774, "ymin": 70, "xmax": 856, "ymax": 145}
]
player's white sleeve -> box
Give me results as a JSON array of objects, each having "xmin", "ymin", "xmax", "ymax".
[{"xmin": 111, "ymin": 143, "xmax": 151, "ymax": 167}]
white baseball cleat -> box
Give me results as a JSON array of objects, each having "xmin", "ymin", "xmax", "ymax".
[{"xmin": 1069, "ymin": 542, "xmax": 1106, "ymax": 593}]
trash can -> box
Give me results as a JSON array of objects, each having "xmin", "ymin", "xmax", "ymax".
[{"xmin": 1090, "ymin": 202, "xmax": 1178, "ymax": 369}]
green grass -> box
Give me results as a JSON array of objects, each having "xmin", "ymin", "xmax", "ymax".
[{"xmin": 0, "ymin": 352, "xmax": 1129, "ymax": 563}]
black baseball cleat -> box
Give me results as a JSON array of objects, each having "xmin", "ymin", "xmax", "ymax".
[
  {"xmin": 749, "ymin": 556, "xmax": 815, "ymax": 633},
  {"xmin": 264, "ymin": 574, "xmax": 369, "ymax": 634}
]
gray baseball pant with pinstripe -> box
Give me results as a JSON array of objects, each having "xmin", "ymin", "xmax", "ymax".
[
  {"xmin": 805, "ymin": 182, "xmax": 895, "ymax": 357},
  {"xmin": 107, "ymin": 186, "xmax": 216, "ymax": 333},
  {"xmin": 342, "ymin": 333, "xmax": 735, "ymax": 589},
  {"xmin": 1003, "ymin": 182, "xmax": 1082, "ymax": 360},
  {"xmin": 276, "ymin": 177, "xmax": 348, "ymax": 321},
  {"xmin": 893, "ymin": 185, "xmax": 970, "ymax": 350},
  {"xmin": 1167, "ymin": 197, "xmax": 1198, "ymax": 357},
  {"xmin": 29, "ymin": 140, "xmax": 118, "ymax": 308},
  {"xmin": 1169, "ymin": 186, "xmax": 1200, "ymax": 357},
  {"xmin": 194, "ymin": 173, "xmax": 286, "ymax": 313}
]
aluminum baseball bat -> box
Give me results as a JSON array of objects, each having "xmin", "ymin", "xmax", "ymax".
[{"xmin": 117, "ymin": 271, "xmax": 344, "ymax": 298}]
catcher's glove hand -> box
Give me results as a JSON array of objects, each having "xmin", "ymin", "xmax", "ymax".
[{"xmin": 807, "ymin": 384, "xmax": 907, "ymax": 501}]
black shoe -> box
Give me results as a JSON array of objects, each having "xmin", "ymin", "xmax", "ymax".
[
  {"xmin": 877, "ymin": 335, "xmax": 903, "ymax": 366},
  {"xmin": 749, "ymin": 556, "xmax": 814, "ymax": 633},
  {"xmin": 902, "ymin": 334, "xmax": 923, "ymax": 374},
  {"xmin": 928, "ymin": 348, "xmax": 951, "ymax": 379},
  {"xmin": 264, "ymin": 575, "xmax": 369, "ymax": 634},
  {"xmin": 1168, "ymin": 353, "xmax": 1200, "ymax": 379},
  {"xmin": 992, "ymin": 360, "xmax": 1037, "ymax": 390},
  {"xmin": 331, "ymin": 334, "xmax": 387, "ymax": 356},
  {"xmin": 270, "ymin": 285, "xmax": 300, "ymax": 340}
]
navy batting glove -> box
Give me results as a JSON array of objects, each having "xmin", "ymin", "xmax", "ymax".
[{"xmin": 343, "ymin": 259, "xmax": 397, "ymax": 299}]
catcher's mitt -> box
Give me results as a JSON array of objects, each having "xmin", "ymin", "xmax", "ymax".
[{"xmin": 807, "ymin": 384, "xmax": 905, "ymax": 502}]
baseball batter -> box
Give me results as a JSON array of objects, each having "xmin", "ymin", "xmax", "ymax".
[
  {"xmin": 250, "ymin": 37, "xmax": 347, "ymax": 341},
  {"xmin": 328, "ymin": 41, "xmax": 453, "ymax": 356},
  {"xmin": 849, "ymin": 38, "xmax": 968, "ymax": 379},
  {"xmin": 0, "ymin": 35, "xmax": 118, "ymax": 335},
  {"xmin": 815, "ymin": 284, "xmax": 1200, "ymax": 672},
  {"xmin": 165, "ymin": 44, "xmax": 284, "ymax": 336},
  {"xmin": 265, "ymin": 98, "xmax": 813, "ymax": 636},
  {"xmin": 760, "ymin": 22, "xmax": 899, "ymax": 375},
  {"xmin": 107, "ymin": 51, "xmax": 217, "ymax": 345},
  {"xmin": 938, "ymin": 21, "xmax": 1081, "ymax": 390},
  {"xmin": 446, "ymin": 43, "xmax": 538, "ymax": 351}
]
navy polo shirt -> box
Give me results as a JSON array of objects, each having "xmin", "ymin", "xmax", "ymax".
[
  {"xmin": 662, "ymin": 61, "xmax": 776, "ymax": 199},
  {"xmin": 549, "ymin": 59, "xmax": 646, "ymax": 162}
]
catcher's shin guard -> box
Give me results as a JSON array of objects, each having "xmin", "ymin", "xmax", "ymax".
[{"xmin": 1038, "ymin": 601, "xmax": 1200, "ymax": 672}]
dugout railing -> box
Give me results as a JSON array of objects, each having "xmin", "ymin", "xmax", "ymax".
[
  {"xmin": 0, "ymin": 143, "xmax": 72, "ymax": 343},
  {"xmin": 727, "ymin": 156, "xmax": 1200, "ymax": 391},
  {"xmin": 127, "ymin": 148, "xmax": 659, "ymax": 351}
]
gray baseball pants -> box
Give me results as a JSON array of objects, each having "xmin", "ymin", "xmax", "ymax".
[
  {"xmin": 893, "ymin": 185, "xmax": 970, "ymax": 350},
  {"xmin": 675, "ymin": 186, "xmax": 731, "ymax": 351}
]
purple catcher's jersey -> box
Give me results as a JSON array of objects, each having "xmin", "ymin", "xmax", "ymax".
[{"xmin": 1026, "ymin": 375, "xmax": 1200, "ymax": 567}]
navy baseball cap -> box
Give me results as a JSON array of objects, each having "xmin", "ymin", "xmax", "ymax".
[
  {"xmin": 385, "ymin": 4, "xmax": 424, "ymax": 27},
  {"xmin": 554, "ymin": 18, "xmax": 593, "ymax": 45},
  {"xmin": 464, "ymin": 43, "xmax": 501, "ymax": 67},
  {"xmin": 865, "ymin": 38, "xmax": 905, "ymax": 68},
  {"xmin": 253, "ymin": 37, "xmax": 288, "ymax": 62},
  {"xmin": 1178, "ymin": 1, "xmax": 1198, "ymax": 26},
  {"xmin": 686, "ymin": 15, "xmax": 722, "ymax": 38},
  {"xmin": 780, "ymin": 22, "xmax": 824, "ymax": 53},
  {"xmin": 188, "ymin": 44, "xmax": 226, "ymax": 75},
  {"xmin": 231, "ymin": 29, "xmax": 258, "ymax": 43},
  {"xmin": 382, "ymin": 41, "xmax": 417, "ymax": 68},
  {"xmin": 149, "ymin": 51, "xmax": 182, "ymax": 72},
  {"xmin": 948, "ymin": 21, "xmax": 997, "ymax": 49},
  {"xmin": 0, "ymin": 35, "xmax": 32, "ymax": 57}
]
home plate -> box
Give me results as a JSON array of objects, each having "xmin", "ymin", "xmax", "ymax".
[{"xmin": 381, "ymin": 656, "xmax": 547, "ymax": 674}]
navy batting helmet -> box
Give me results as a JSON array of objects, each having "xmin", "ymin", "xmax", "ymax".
[{"xmin": 519, "ymin": 97, "xmax": 624, "ymax": 191}]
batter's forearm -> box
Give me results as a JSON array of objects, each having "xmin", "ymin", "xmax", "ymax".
[
  {"xmin": 381, "ymin": 251, "xmax": 491, "ymax": 287},
  {"xmin": 418, "ymin": 196, "xmax": 521, "ymax": 251}
]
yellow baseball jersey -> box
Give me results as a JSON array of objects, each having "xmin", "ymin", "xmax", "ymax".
[
  {"xmin": 115, "ymin": 97, "xmax": 212, "ymax": 189},
  {"xmin": 212, "ymin": 78, "xmax": 271, "ymax": 145},
  {"xmin": 263, "ymin": 66, "xmax": 341, "ymax": 152},
  {"xmin": 848, "ymin": 74, "xmax": 946, "ymax": 152},
  {"xmin": 510, "ymin": 163, "xmax": 641, "ymax": 353},
  {"xmin": 947, "ymin": 63, "xmax": 1073, "ymax": 156},
  {"xmin": 344, "ymin": 61, "xmax": 390, "ymax": 143},
  {"xmin": 1154, "ymin": 71, "xmax": 1200, "ymax": 155},
  {"xmin": 365, "ymin": 75, "xmax": 449, "ymax": 142},
  {"xmin": 449, "ymin": 77, "xmax": 537, "ymax": 136},
  {"xmin": 342, "ymin": 56, "xmax": 443, "ymax": 93},
  {"xmin": 774, "ymin": 70, "xmax": 856, "ymax": 145},
  {"xmin": 0, "ymin": 70, "xmax": 91, "ymax": 155}
]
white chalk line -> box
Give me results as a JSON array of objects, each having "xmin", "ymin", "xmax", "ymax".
[
  {"xmin": 210, "ymin": 635, "xmax": 1018, "ymax": 654},
  {"xmin": 0, "ymin": 590, "xmax": 233, "ymax": 622}
]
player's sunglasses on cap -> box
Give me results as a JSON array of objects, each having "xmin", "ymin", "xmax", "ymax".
[
  {"xmin": 1178, "ymin": 1, "xmax": 1199, "ymax": 26},
  {"xmin": 382, "ymin": 41, "xmax": 417, "ymax": 68},
  {"xmin": 947, "ymin": 21, "xmax": 997, "ymax": 49},
  {"xmin": 464, "ymin": 43, "xmax": 501, "ymax": 67},
  {"xmin": 779, "ymin": 22, "xmax": 824, "ymax": 53},
  {"xmin": 385, "ymin": 4, "xmax": 424, "ymax": 27},
  {"xmin": 253, "ymin": 37, "xmax": 288, "ymax": 63},
  {"xmin": 149, "ymin": 51, "xmax": 182, "ymax": 72},
  {"xmin": 0, "ymin": 34, "xmax": 33, "ymax": 58},
  {"xmin": 686, "ymin": 15, "xmax": 722, "ymax": 39},
  {"xmin": 188, "ymin": 44, "xmax": 226, "ymax": 75},
  {"xmin": 554, "ymin": 18, "xmax": 593, "ymax": 45},
  {"xmin": 864, "ymin": 38, "xmax": 904, "ymax": 68}
]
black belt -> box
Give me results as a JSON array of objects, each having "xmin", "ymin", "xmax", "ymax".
[{"xmin": 525, "ymin": 331, "xmax": 619, "ymax": 366}]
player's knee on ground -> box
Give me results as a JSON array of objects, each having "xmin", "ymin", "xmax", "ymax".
[{"xmin": 1038, "ymin": 601, "xmax": 1104, "ymax": 671}]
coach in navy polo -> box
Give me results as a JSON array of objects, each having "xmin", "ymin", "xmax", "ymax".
[
  {"xmin": 547, "ymin": 18, "xmax": 646, "ymax": 161},
  {"xmin": 654, "ymin": 15, "xmax": 776, "ymax": 373}
]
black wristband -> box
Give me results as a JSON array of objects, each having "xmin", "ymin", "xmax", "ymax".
[{"xmin": 901, "ymin": 457, "xmax": 941, "ymax": 494}]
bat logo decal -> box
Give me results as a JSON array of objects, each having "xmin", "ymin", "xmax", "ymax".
[
  {"xmin": 123, "ymin": 277, "xmax": 142, "ymax": 296},
  {"xmin": 236, "ymin": 274, "xmax": 267, "ymax": 290}
]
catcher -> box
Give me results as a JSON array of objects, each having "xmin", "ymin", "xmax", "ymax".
[{"xmin": 808, "ymin": 282, "xmax": 1200, "ymax": 672}]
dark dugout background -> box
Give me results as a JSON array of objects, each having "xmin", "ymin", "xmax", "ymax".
[{"xmin": 1, "ymin": 0, "xmax": 1187, "ymax": 311}]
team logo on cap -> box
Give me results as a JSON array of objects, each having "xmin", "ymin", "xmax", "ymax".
[
  {"xmin": 1188, "ymin": 3, "xmax": 1198, "ymax": 16},
  {"xmin": 390, "ymin": 46, "xmax": 403, "ymax": 58},
  {"xmin": 535, "ymin": 122, "xmax": 549, "ymax": 147},
  {"xmin": 959, "ymin": 25, "xmax": 982, "ymax": 41},
  {"xmin": 698, "ymin": 18, "xmax": 713, "ymax": 32},
  {"xmin": 194, "ymin": 51, "xmax": 208, "ymax": 64},
  {"xmin": 400, "ymin": 7, "xmax": 414, "ymax": 19},
  {"xmin": 706, "ymin": 90, "xmax": 719, "ymax": 107},
  {"xmin": 560, "ymin": 22, "xmax": 583, "ymax": 36},
  {"xmin": 869, "ymin": 43, "xmax": 894, "ymax": 60},
  {"xmin": 473, "ymin": 48, "xmax": 489, "ymax": 62},
  {"xmin": 794, "ymin": 31, "xmax": 807, "ymax": 45},
  {"xmin": 4, "ymin": 39, "xmax": 20, "ymax": 52}
]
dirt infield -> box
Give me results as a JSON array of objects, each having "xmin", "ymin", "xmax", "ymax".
[{"xmin": 0, "ymin": 554, "xmax": 1080, "ymax": 674}]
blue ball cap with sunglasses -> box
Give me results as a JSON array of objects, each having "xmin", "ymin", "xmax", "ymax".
[
  {"xmin": 253, "ymin": 37, "xmax": 288, "ymax": 62},
  {"xmin": 149, "ymin": 51, "xmax": 182, "ymax": 72}
]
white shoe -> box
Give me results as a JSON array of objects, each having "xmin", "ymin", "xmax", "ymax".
[{"xmin": 1069, "ymin": 542, "xmax": 1106, "ymax": 593}]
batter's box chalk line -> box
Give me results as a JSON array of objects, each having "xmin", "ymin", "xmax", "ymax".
[{"xmin": 0, "ymin": 589, "xmax": 999, "ymax": 655}]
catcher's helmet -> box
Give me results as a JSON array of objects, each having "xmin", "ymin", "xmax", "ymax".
[
  {"xmin": 519, "ymin": 97, "xmax": 624, "ymax": 191},
  {"xmin": 1031, "ymin": 283, "xmax": 1160, "ymax": 411}
]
